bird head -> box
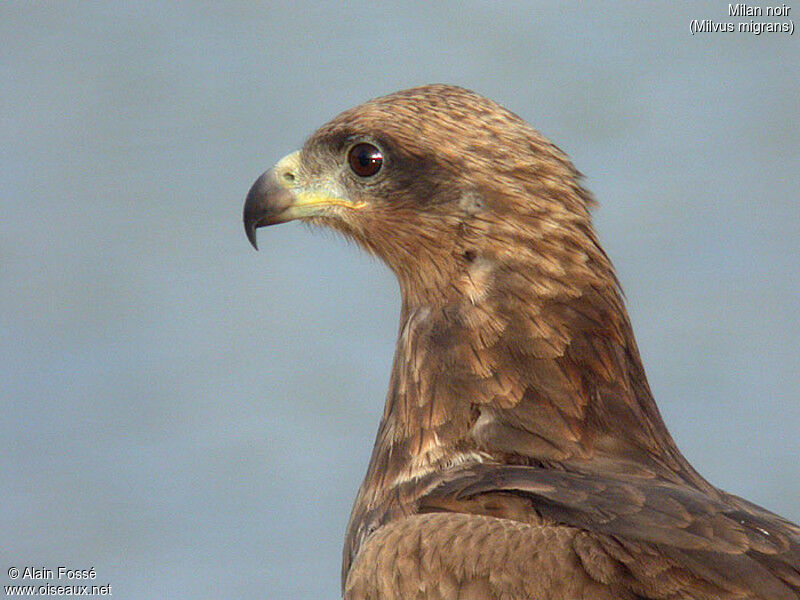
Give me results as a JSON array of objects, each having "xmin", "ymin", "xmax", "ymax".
[{"xmin": 244, "ymin": 84, "xmax": 603, "ymax": 307}]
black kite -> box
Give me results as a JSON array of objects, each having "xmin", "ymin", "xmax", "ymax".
[{"xmin": 243, "ymin": 85, "xmax": 800, "ymax": 600}]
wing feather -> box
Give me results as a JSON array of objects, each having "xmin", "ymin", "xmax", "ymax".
[{"xmin": 418, "ymin": 464, "xmax": 800, "ymax": 599}]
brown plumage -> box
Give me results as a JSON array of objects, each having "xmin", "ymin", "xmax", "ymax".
[{"xmin": 243, "ymin": 84, "xmax": 800, "ymax": 599}]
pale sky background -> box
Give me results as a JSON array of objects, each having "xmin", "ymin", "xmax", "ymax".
[{"xmin": 2, "ymin": 3, "xmax": 798, "ymax": 598}]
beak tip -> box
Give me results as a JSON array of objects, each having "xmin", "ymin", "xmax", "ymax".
[
  {"xmin": 244, "ymin": 171, "xmax": 273, "ymax": 250},
  {"xmin": 245, "ymin": 223, "xmax": 259, "ymax": 250}
]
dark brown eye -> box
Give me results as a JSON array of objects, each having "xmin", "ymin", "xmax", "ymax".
[{"xmin": 347, "ymin": 143, "xmax": 383, "ymax": 177}]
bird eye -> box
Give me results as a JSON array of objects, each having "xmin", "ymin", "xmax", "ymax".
[{"xmin": 347, "ymin": 143, "xmax": 383, "ymax": 178}]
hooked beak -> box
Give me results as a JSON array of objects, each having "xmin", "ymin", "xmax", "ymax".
[
  {"xmin": 243, "ymin": 151, "xmax": 364, "ymax": 250},
  {"xmin": 243, "ymin": 167, "xmax": 295, "ymax": 249}
]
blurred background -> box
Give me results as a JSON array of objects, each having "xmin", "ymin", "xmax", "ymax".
[{"xmin": 2, "ymin": 2, "xmax": 798, "ymax": 598}]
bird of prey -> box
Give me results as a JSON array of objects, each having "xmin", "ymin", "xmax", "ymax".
[{"xmin": 243, "ymin": 85, "xmax": 799, "ymax": 600}]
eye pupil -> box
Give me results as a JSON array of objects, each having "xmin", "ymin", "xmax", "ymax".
[{"xmin": 348, "ymin": 143, "xmax": 383, "ymax": 177}]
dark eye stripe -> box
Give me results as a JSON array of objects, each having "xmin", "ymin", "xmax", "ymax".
[{"xmin": 348, "ymin": 143, "xmax": 383, "ymax": 177}]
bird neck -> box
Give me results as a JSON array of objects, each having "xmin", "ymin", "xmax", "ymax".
[
  {"xmin": 355, "ymin": 252, "xmax": 710, "ymax": 509},
  {"xmin": 343, "ymin": 259, "xmax": 714, "ymax": 582}
]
